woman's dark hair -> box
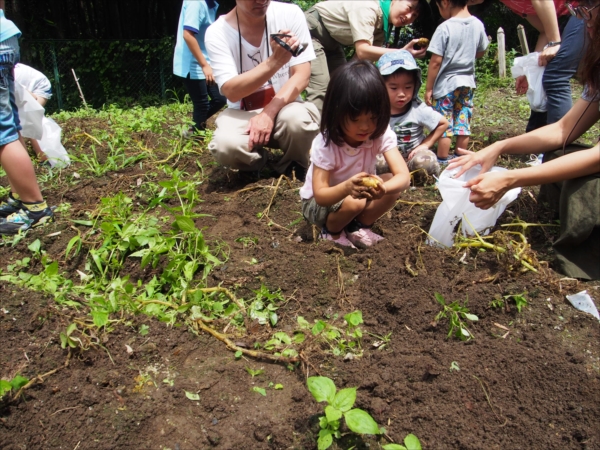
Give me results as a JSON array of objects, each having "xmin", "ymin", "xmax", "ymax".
[
  {"xmin": 321, "ymin": 60, "xmax": 391, "ymax": 147},
  {"xmin": 579, "ymin": 4, "xmax": 600, "ymax": 95}
]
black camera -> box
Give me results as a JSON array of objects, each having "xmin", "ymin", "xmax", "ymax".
[{"xmin": 271, "ymin": 34, "xmax": 306, "ymax": 57}]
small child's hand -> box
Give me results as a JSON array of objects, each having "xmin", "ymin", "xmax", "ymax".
[
  {"xmin": 409, "ymin": 144, "xmax": 429, "ymax": 160},
  {"xmin": 425, "ymin": 90, "xmax": 433, "ymax": 106},
  {"xmin": 368, "ymin": 175, "xmax": 387, "ymax": 200},
  {"xmin": 347, "ymin": 173, "xmax": 385, "ymax": 200},
  {"xmin": 347, "ymin": 172, "xmax": 370, "ymax": 199}
]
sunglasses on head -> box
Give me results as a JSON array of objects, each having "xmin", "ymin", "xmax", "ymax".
[{"xmin": 566, "ymin": 2, "xmax": 599, "ymax": 20}]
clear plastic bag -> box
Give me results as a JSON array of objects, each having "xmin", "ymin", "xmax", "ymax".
[
  {"xmin": 38, "ymin": 117, "xmax": 70, "ymax": 168},
  {"xmin": 511, "ymin": 52, "xmax": 547, "ymax": 112},
  {"xmin": 427, "ymin": 165, "xmax": 521, "ymax": 247},
  {"xmin": 14, "ymin": 81, "xmax": 45, "ymax": 140}
]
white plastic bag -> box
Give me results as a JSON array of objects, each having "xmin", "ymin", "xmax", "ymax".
[
  {"xmin": 14, "ymin": 81, "xmax": 45, "ymax": 140},
  {"xmin": 38, "ymin": 117, "xmax": 70, "ymax": 168},
  {"xmin": 427, "ymin": 165, "xmax": 521, "ymax": 247},
  {"xmin": 511, "ymin": 52, "xmax": 547, "ymax": 112},
  {"xmin": 566, "ymin": 290, "xmax": 600, "ymax": 321}
]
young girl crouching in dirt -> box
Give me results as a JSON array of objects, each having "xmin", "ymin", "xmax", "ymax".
[{"xmin": 299, "ymin": 60, "xmax": 410, "ymax": 249}]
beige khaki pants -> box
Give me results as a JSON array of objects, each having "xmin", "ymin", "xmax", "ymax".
[
  {"xmin": 208, "ymin": 102, "xmax": 320, "ymax": 174},
  {"xmin": 305, "ymin": 7, "xmax": 348, "ymax": 112}
]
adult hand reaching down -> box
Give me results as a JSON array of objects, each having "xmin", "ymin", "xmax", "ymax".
[
  {"xmin": 463, "ymin": 145, "xmax": 600, "ymax": 210},
  {"xmin": 463, "ymin": 171, "xmax": 514, "ymax": 210},
  {"xmin": 515, "ymin": 75, "xmax": 529, "ymax": 95},
  {"xmin": 446, "ymin": 145, "xmax": 503, "ymax": 179}
]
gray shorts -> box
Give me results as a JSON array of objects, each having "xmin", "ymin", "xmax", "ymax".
[{"xmin": 302, "ymin": 197, "xmax": 344, "ymax": 229}]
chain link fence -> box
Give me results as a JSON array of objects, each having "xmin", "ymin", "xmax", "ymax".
[{"xmin": 19, "ymin": 39, "xmax": 185, "ymax": 113}]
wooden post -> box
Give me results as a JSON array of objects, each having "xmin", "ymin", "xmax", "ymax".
[
  {"xmin": 71, "ymin": 69, "xmax": 88, "ymax": 109},
  {"xmin": 497, "ymin": 27, "xmax": 506, "ymax": 78},
  {"xmin": 517, "ymin": 24, "xmax": 530, "ymax": 55}
]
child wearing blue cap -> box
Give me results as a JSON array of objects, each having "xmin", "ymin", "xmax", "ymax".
[{"xmin": 377, "ymin": 50, "xmax": 448, "ymax": 179}]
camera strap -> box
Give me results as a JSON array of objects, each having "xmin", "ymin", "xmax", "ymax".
[{"xmin": 236, "ymin": 8, "xmax": 270, "ymax": 77}]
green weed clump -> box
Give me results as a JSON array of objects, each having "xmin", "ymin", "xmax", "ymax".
[
  {"xmin": 307, "ymin": 376, "xmax": 421, "ymax": 450},
  {"xmin": 0, "ymin": 375, "xmax": 29, "ymax": 404},
  {"xmin": 434, "ymin": 293, "xmax": 479, "ymax": 341}
]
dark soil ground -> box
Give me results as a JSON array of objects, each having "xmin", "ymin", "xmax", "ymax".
[{"xmin": 1, "ymin": 91, "xmax": 599, "ymax": 450}]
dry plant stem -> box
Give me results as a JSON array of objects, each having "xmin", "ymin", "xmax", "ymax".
[
  {"xmin": 416, "ymin": 241, "xmax": 426, "ymax": 272},
  {"xmin": 500, "ymin": 222, "xmax": 559, "ymax": 229},
  {"xmin": 468, "ymin": 140, "xmax": 482, "ymax": 150},
  {"xmin": 51, "ymin": 405, "xmax": 81, "ymax": 416},
  {"xmin": 416, "ymin": 225, "xmax": 441, "ymax": 245},
  {"xmin": 262, "ymin": 175, "xmax": 292, "ymax": 218},
  {"xmin": 234, "ymin": 185, "xmax": 277, "ymax": 196},
  {"xmin": 193, "ymin": 320, "xmax": 299, "ymax": 363},
  {"xmin": 12, "ymin": 351, "xmax": 72, "ymax": 402},
  {"xmin": 71, "ymin": 68, "xmax": 88, "ymax": 108},
  {"xmin": 137, "ymin": 299, "xmax": 177, "ymax": 309},
  {"xmin": 396, "ymin": 200, "xmax": 440, "ymax": 206},
  {"xmin": 472, "ymin": 375, "xmax": 507, "ymax": 426},
  {"xmin": 459, "ymin": 217, "xmax": 538, "ymax": 272},
  {"xmin": 265, "ymin": 219, "xmax": 295, "ymax": 235},
  {"xmin": 335, "ymin": 255, "xmax": 348, "ymax": 305},
  {"xmin": 64, "ymin": 132, "xmax": 102, "ymax": 148},
  {"xmin": 405, "ymin": 257, "xmax": 418, "ymax": 276}
]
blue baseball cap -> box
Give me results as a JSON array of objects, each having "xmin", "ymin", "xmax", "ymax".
[
  {"xmin": 377, "ymin": 50, "xmax": 419, "ymax": 76},
  {"xmin": 377, "ymin": 50, "xmax": 423, "ymax": 100}
]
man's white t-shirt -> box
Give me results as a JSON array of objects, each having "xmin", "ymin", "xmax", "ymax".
[{"xmin": 205, "ymin": 1, "xmax": 315, "ymax": 109}]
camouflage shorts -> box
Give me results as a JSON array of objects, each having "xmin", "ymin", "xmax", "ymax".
[{"xmin": 301, "ymin": 197, "xmax": 344, "ymax": 228}]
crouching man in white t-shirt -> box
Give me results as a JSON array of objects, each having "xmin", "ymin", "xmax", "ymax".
[{"xmin": 205, "ymin": 0, "xmax": 320, "ymax": 176}]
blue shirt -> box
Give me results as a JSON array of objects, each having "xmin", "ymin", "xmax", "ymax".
[
  {"xmin": 173, "ymin": 1, "xmax": 218, "ymax": 80},
  {"xmin": 0, "ymin": 9, "xmax": 21, "ymax": 43}
]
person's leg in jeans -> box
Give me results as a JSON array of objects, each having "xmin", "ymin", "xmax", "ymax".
[
  {"xmin": 543, "ymin": 15, "xmax": 586, "ymax": 125},
  {"xmin": 182, "ymin": 75, "xmax": 208, "ymax": 131},
  {"xmin": 527, "ymin": 16, "xmax": 586, "ymax": 132},
  {"xmin": 206, "ymin": 82, "xmax": 226, "ymax": 124}
]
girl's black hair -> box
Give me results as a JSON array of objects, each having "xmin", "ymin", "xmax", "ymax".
[{"xmin": 321, "ymin": 60, "xmax": 391, "ymax": 147}]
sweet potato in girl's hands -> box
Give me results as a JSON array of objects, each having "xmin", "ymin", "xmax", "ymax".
[{"xmin": 360, "ymin": 175, "xmax": 382, "ymax": 188}]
